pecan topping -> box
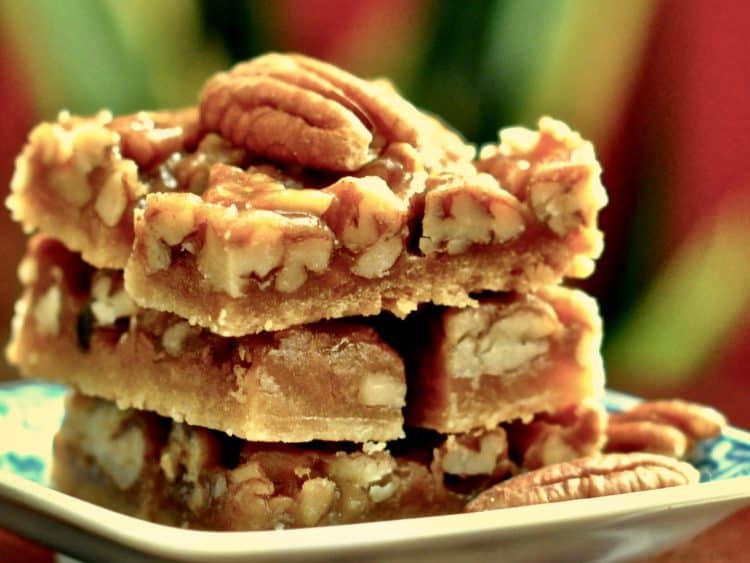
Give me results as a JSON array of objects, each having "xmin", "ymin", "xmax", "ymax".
[
  {"xmin": 200, "ymin": 53, "xmax": 470, "ymax": 172},
  {"xmin": 465, "ymin": 453, "xmax": 699, "ymax": 511},
  {"xmin": 606, "ymin": 399, "xmax": 727, "ymax": 459},
  {"xmin": 477, "ymin": 117, "xmax": 607, "ymax": 237},
  {"xmin": 109, "ymin": 108, "xmax": 202, "ymax": 169},
  {"xmin": 420, "ymin": 172, "xmax": 525, "ymax": 255}
]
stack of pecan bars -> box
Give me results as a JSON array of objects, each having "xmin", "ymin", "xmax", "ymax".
[{"xmin": 5, "ymin": 54, "xmax": 718, "ymax": 529}]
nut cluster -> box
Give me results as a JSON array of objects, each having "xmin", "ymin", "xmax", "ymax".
[
  {"xmin": 8, "ymin": 109, "xmax": 201, "ymax": 269},
  {"xmin": 158, "ymin": 418, "xmax": 429, "ymax": 528},
  {"xmin": 443, "ymin": 293, "xmax": 563, "ymax": 380},
  {"xmin": 476, "ymin": 116, "xmax": 607, "ymax": 238}
]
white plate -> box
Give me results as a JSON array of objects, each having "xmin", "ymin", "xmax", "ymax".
[{"xmin": 1, "ymin": 382, "xmax": 749, "ymax": 563}]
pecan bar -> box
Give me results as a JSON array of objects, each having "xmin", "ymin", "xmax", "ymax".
[
  {"xmin": 52, "ymin": 394, "xmax": 463, "ymax": 530},
  {"xmin": 8, "ymin": 53, "xmax": 606, "ymax": 336},
  {"xmin": 403, "ymin": 287, "xmax": 604, "ymax": 433},
  {"xmin": 7, "ymin": 236, "xmax": 406, "ymax": 442}
]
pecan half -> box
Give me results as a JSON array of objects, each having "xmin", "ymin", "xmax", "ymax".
[
  {"xmin": 199, "ymin": 53, "xmax": 471, "ymax": 173},
  {"xmin": 606, "ymin": 399, "xmax": 727, "ymax": 459},
  {"xmin": 605, "ymin": 420, "xmax": 688, "ymax": 459},
  {"xmin": 464, "ymin": 453, "xmax": 699, "ymax": 512},
  {"xmin": 436, "ymin": 428, "xmax": 514, "ymax": 478},
  {"xmin": 610, "ymin": 400, "xmax": 727, "ymax": 441}
]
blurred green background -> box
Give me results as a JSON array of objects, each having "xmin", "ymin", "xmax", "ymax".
[{"xmin": 1, "ymin": 0, "xmax": 749, "ymax": 424}]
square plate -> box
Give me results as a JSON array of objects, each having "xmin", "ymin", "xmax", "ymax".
[{"xmin": 1, "ymin": 381, "xmax": 749, "ymax": 562}]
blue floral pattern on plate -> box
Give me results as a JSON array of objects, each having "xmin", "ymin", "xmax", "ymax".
[
  {"xmin": 602, "ymin": 392, "xmax": 750, "ymax": 482},
  {"xmin": 0, "ymin": 381, "xmax": 67, "ymax": 484},
  {"xmin": 693, "ymin": 433, "xmax": 750, "ymax": 480},
  {"xmin": 1, "ymin": 382, "xmax": 749, "ymax": 485}
]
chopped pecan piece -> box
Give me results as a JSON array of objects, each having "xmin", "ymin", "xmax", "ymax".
[
  {"xmin": 109, "ymin": 109, "xmax": 203, "ymax": 169},
  {"xmin": 54, "ymin": 394, "xmax": 165, "ymax": 492},
  {"xmin": 436, "ymin": 428, "xmax": 513, "ymax": 478},
  {"xmin": 508, "ymin": 401, "xmax": 607, "ymax": 469},
  {"xmin": 420, "ymin": 172, "xmax": 525, "ymax": 255},
  {"xmin": 323, "ymin": 176, "xmax": 407, "ymax": 278}
]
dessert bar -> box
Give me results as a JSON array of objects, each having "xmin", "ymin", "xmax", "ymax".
[
  {"xmin": 8, "ymin": 236, "xmax": 406, "ymax": 442},
  {"xmin": 52, "ymin": 393, "xmax": 605, "ymax": 530},
  {"xmin": 404, "ymin": 287, "xmax": 604, "ymax": 432},
  {"xmin": 8, "ymin": 53, "xmax": 607, "ymax": 336},
  {"xmin": 5, "ymin": 52, "xmax": 619, "ymax": 528},
  {"xmin": 52, "ymin": 394, "xmax": 462, "ymax": 530},
  {"xmin": 8, "ymin": 236, "xmax": 604, "ymax": 443}
]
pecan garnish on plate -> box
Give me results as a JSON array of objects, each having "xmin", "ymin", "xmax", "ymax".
[
  {"xmin": 464, "ymin": 452, "xmax": 700, "ymax": 512},
  {"xmin": 606, "ymin": 399, "xmax": 727, "ymax": 459}
]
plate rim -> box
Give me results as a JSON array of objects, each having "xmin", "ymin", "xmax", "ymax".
[
  {"xmin": 2, "ymin": 471, "xmax": 750, "ymax": 561},
  {"xmin": 1, "ymin": 383, "xmax": 750, "ymax": 560}
]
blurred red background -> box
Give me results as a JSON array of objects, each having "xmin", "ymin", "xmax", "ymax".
[{"xmin": 1, "ymin": 1, "xmax": 749, "ymax": 560}]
